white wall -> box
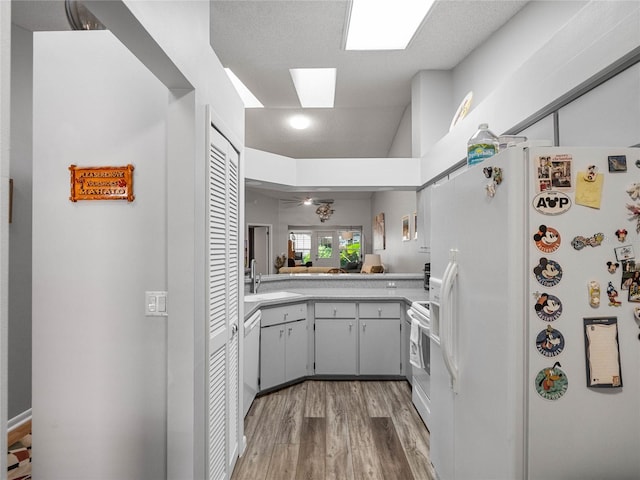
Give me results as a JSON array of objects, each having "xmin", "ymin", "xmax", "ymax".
[
  {"xmin": 452, "ymin": 1, "xmax": 588, "ymax": 110},
  {"xmin": 420, "ymin": 0, "xmax": 640, "ymax": 184},
  {"xmin": 32, "ymin": 31, "xmax": 168, "ymax": 479},
  {"xmin": 8, "ymin": 24, "xmax": 32, "ymax": 420},
  {"xmin": 388, "ymin": 104, "xmax": 412, "ymax": 158},
  {"xmin": 371, "ymin": 190, "xmax": 424, "ymax": 273},
  {"xmin": 0, "ymin": 1, "xmax": 10, "ymax": 469}
]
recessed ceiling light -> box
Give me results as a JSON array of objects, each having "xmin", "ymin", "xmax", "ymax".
[
  {"xmin": 224, "ymin": 68, "xmax": 264, "ymax": 108},
  {"xmin": 288, "ymin": 115, "xmax": 311, "ymax": 130},
  {"xmin": 345, "ymin": 0, "xmax": 435, "ymax": 50},
  {"xmin": 289, "ymin": 68, "xmax": 336, "ymax": 108}
]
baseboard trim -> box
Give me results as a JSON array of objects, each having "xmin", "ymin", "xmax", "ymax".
[{"xmin": 8, "ymin": 409, "xmax": 32, "ymax": 446}]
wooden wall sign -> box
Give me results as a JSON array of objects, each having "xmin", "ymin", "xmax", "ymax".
[{"xmin": 69, "ymin": 165, "xmax": 135, "ymax": 202}]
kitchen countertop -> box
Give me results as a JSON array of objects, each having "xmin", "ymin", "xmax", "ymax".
[{"xmin": 243, "ymin": 287, "xmax": 429, "ymax": 318}]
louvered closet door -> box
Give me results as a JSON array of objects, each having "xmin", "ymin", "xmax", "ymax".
[{"xmin": 206, "ymin": 124, "xmax": 240, "ymax": 480}]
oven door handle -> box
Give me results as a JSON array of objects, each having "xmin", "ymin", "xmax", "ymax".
[{"xmin": 441, "ymin": 249, "xmax": 459, "ymax": 393}]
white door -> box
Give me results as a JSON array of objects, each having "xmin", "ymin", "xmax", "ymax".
[
  {"xmin": 252, "ymin": 225, "xmax": 269, "ymax": 275},
  {"xmin": 312, "ymin": 231, "xmax": 339, "ymax": 268},
  {"xmin": 206, "ymin": 124, "xmax": 240, "ymax": 479}
]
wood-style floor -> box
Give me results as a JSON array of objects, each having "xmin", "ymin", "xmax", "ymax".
[{"xmin": 231, "ymin": 380, "xmax": 436, "ymax": 480}]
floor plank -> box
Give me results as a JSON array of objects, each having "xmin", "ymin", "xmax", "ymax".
[
  {"xmin": 325, "ymin": 382, "xmax": 355, "ymax": 480},
  {"xmin": 276, "ymin": 381, "xmax": 307, "ymax": 444},
  {"xmin": 343, "ymin": 382, "xmax": 385, "ymax": 480},
  {"xmin": 360, "ymin": 381, "xmax": 392, "ymax": 417},
  {"xmin": 265, "ymin": 444, "xmax": 299, "ymax": 480},
  {"xmin": 232, "ymin": 390, "xmax": 288, "ymax": 480},
  {"xmin": 304, "ymin": 380, "xmax": 326, "ymax": 417},
  {"xmin": 370, "ymin": 416, "xmax": 415, "ymax": 480},
  {"xmin": 295, "ymin": 417, "xmax": 326, "ymax": 480}
]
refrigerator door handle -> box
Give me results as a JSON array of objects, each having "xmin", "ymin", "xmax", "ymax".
[{"xmin": 441, "ymin": 250, "xmax": 459, "ymax": 393}]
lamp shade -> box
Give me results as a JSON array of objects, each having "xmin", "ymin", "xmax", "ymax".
[{"xmin": 361, "ymin": 254, "xmax": 384, "ymax": 273}]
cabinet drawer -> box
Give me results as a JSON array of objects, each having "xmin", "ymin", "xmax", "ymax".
[
  {"xmin": 261, "ymin": 302, "xmax": 306, "ymax": 327},
  {"xmin": 359, "ymin": 302, "xmax": 401, "ymax": 319},
  {"xmin": 314, "ymin": 302, "xmax": 357, "ymax": 319}
]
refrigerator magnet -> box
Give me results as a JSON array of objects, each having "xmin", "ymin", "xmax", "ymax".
[
  {"xmin": 626, "ymin": 183, "xmax": 640, "ymax": 201},
  {"xmin": 536, "ymin": 325, "xmax": 565, "ymax": 357},
  {"xmin": 571, "ymin": 232, "xmax": 604, "ymax": 250},
  {"xmin": 615, "ymin": 228, "xmax": 628, "ymax": 242},
  {"xmin": 534, "ymin": 292, "xmax": 563, "ymax": 322},
  {"xmin": 535, "ymin": 362, "xmax": 568, "ymax": 401},
  {"xmin": 621, "ymin": 260, "xmax": 639, "ymax": 290},
  {"xmin": 588, "ymin": 281, "xmax": 601, "ymax": 308},
  {"xmin": 533, "ymin": 225, "xmax": 561, "ymax": 253},
  {"xmin": 606, "ymin": 282, "xmax": 622, "ymax": 306},
  {"xmin": 583, "ymin": 317, "xmax": 622, "ymax": 388},
  {"xmin": 533, "ymin": 258, "xmax": 563, "ymax": 287},
  {"xmin": 625, "ymin": 204, "xmax": 640, "ymax": 233},
  {"xmin": 532, "ymin": 191, "xmax": 571, "ymax": 215},
  {"xmin": 615, "ymin": 244, "xmax": 635, "ymax": 261},
  {"xmin": 606, "ymin": 261, "xmax": 620, "ymax": 274},
  {"xmin": 608, "ymin": 155, "xmax": 627, "ymax": 172}
]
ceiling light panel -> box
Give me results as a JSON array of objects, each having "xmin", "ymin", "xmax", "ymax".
[
  {"xmin": 224, "ymin": 68, "xmax": 264, "ymax": 108},
  {"xmin": 345, "ymin": 0, "xmax": 435, "ymax": 50},
  {"xmin": 289, "ymin": 68, "xmax": 336, "ymax": 108}
]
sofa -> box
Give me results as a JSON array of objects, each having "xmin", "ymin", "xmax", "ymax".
[{"xmin": 278, "ymin": 266, "xmax": 346, "ymax": 274}]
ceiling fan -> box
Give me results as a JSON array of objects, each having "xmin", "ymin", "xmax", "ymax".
[
  {"xmin": 280, "ymin": 196, "xmax": 334, "ymax": 208},
  {"xmin": 280, "ymin": 197, "xmax": 336, "ymax": 222}
]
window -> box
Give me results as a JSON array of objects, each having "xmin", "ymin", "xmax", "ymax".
[{"xmin": 289, "ymin": 228, "xmax": 362, "ymax": 271}]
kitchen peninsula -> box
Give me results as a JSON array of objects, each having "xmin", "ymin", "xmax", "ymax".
[{"xmin": 242, "ymin": 272, "xmax": 428, "ymax": 409}]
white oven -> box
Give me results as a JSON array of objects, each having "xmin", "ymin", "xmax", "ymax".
[{"xmin": 407, "ymin": 300, "xmax": 431, "ymax": 427}]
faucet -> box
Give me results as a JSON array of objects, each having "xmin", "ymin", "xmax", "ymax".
[{"xmin": 250, "ymin": 259, "xmax": 262, "ymax": 293}]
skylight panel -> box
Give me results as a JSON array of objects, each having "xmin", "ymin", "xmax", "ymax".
[
  {"xmin": 289, "ymin": 68, "xmax": 337, "ymax": 108},
  {"xmin": 224, "ymin": 68, "xmax": 264, "ymax": 108},
  {"xmin": 345, "ymin": 0, "xmax": 435, "ymax": 50}
]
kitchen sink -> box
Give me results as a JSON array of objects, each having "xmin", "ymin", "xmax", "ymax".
[{"xmin": 244, "ymin": 291, "xmax": 302, "ymax": 302}]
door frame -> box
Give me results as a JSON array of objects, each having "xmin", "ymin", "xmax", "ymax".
[{"xmin": 247, "ymin": 223, "xmax": 272, "ymax": 275}]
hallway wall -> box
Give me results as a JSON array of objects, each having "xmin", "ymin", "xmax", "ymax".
[
  {"xmin": 8, "ymin": 23, "xmax": 32, "ymax": 420},
  {"xmin": 32, "ymin": 31, "xmax": 168, "ymax": 478}
]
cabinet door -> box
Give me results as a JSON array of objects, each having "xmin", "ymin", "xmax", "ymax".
[
  {"xmin": 285, "ymin": 320, "xmax": 308, "ymax": 382},
  {"xmin": 260, "ymin": 324, "xmax": 286, "ymax": 390},
  {"xmin": 315, "ymin": 319, "xmax": 357, "ymax": 374},
  {"xmin": 359, "ymin": 319, "xmax": 400, "ymax": 375}
]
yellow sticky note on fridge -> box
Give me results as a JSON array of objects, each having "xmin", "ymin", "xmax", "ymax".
[{"xmin": 575, "ymin": 172, "xmax": 604, "ymax": 209}]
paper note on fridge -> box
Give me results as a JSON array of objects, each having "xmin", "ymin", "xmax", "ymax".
[
  {"xmin": 583, "ymin": 318, "xmax": 622, "ymax": 388},
  {"xmin": 575, "ymin": 172, "xmax": 604, "ymax": 209}
]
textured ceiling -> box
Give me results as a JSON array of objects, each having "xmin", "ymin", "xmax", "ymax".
[
  {"xmin": 11, "ymin": 0, "xmax": 529, "ymax": 199},
  {"xmin": 211, "ymin": 0, "xmax": 530, "ymax": 159}
]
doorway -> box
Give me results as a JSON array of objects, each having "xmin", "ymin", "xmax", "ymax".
[{"xmin": 247, "ymin": 224, "xmax": 272, "ymax": 275}]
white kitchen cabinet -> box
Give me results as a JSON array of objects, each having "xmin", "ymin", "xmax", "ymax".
[
  {"xmin": 259, "ymin": 303, "xmax": 308, "ymax": 391},
  {"xmin": 315, "ymin": 318, "xmax": 358, "ymax": 374},
  {"xmin": 314, "ymin": 301, "xmax": 401, "ymax": 376},
  {"xmin": 359, "ymin": 302, "xmax": 401, "ymax": 375}
]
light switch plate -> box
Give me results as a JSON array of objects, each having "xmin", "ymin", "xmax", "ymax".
[{"xmin": 145, "ymin": 291, "xmax": 168, "ymax": 317}]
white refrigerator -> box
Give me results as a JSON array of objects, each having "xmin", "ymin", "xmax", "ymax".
[{"xmin": 429, "ymin": 144, "xmax": 640, "ymax": 480}]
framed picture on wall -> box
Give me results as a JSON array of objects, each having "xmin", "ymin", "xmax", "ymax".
[
  {"xmin": 413, "ymin": 212, "xmax": 417, "ymax": 240},
  {"xmin": 373, "ymin": 212, "xmax": 385, "ymax": 250},
  {"xmin": 402, "ymin": 215, "xmax": 410, "ymax": 241}
]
